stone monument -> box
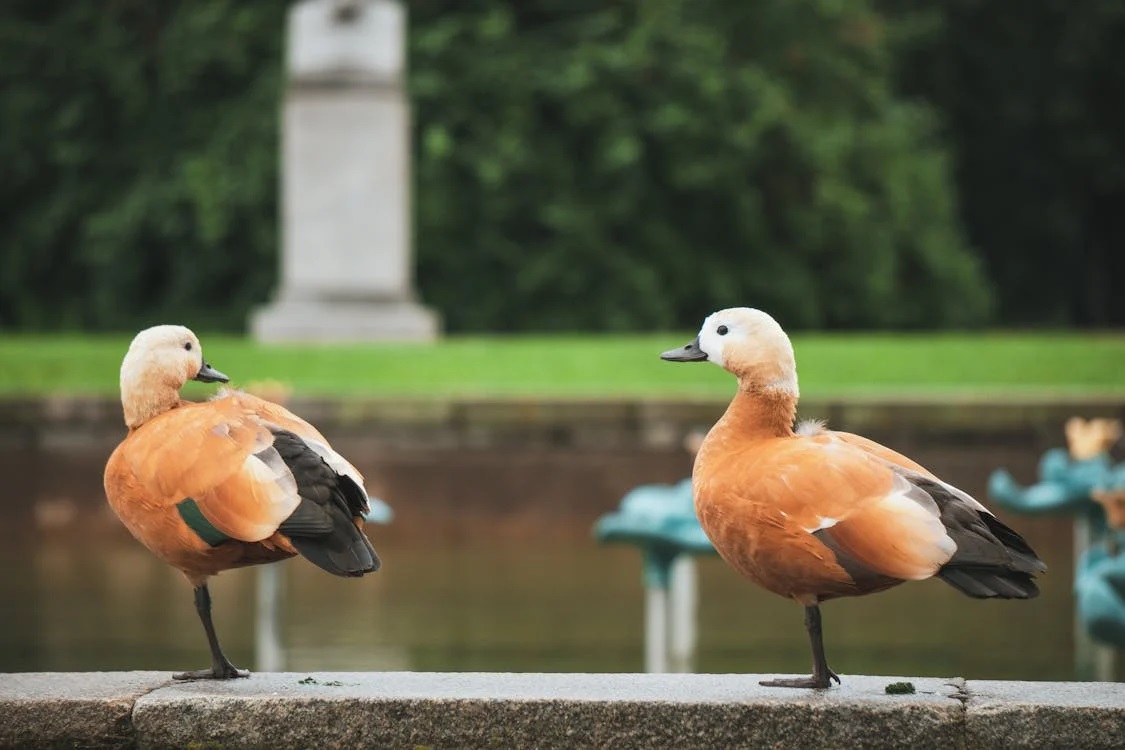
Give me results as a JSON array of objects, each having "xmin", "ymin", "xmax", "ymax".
[{"xmin": 251, "ymin": 0, "xmax": 440, "ymax": 342}]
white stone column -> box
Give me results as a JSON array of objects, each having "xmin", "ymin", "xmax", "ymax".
[{"xmin": 251, "ymin": 0, "xmax": 440, "ymax": 342}]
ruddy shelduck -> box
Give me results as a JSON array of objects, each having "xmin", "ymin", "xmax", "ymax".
[
  {"xmin": 104, "ymin": 325, "xmax": 380, "ymax": 679},
  {"xmin": 662, "ymin": 308, "xmax": 1046, "ymax": 688}
]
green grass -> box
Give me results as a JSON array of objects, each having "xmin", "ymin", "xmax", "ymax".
[{"xmin": 0, "ymin": 331, "xmax": 1122, "ymax": 399}]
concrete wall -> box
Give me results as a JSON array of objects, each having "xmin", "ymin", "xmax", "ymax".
[
  {"xmin": 3, "ymin": 672, "xmax": 1123, "ymax": 749},
  {"xmin": 4, "ymin": 393, "xmax": 1123, "ymax": 453},
  {"xmin": 3, "ymin": 394, "xmax": 1120, "ymax": 536}
]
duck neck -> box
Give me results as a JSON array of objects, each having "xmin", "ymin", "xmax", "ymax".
[
  {"xmin": 713, "ymin": 384, "xmax": 797, "ymax": 442},
  {"xmin": 121, "ymin": 373, "xmax": 184, "ymax": 429}
]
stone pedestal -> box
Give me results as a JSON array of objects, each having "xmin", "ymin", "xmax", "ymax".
[{"xmin": 251, "ymin": 0, "xmax": 439, "ymax": 342}]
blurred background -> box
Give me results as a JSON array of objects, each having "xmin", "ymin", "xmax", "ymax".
[
  {"xmin": 1, "ymin": 0, "xmax": 1123, "ymax": 681},
  {"xmin": 4, "ymin": 0, "xmax": 1124, "ymax": 333}
]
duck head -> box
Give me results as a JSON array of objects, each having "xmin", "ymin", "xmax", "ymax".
[
  {"xmin": 661, "ymin": 308, "xmax": 798, "ymax": 396},
  {"xmin": 119, "ymin": 325, "xmax": 229, "ymax": 428}
]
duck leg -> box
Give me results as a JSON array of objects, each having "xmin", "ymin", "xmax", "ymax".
[
  {"xmin": 173, "ymin": 583, "xmax": 249, "ymax": 680},
  {"xmin": 759, "ymin": 604, "xmax": 840, "ymax": 689}
]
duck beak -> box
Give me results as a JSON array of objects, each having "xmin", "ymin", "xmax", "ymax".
[
  {"xmin": 660, "ymin": 336, "xmax": 708, "ymax": 362},
  {"xmin": 194, "ymin": 361, "xmax": 230, "ymax": 383}
]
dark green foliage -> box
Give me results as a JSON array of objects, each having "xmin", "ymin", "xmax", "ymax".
[
  {"xmin": 410, "ymin": 1, "xmax": 989, "ymax": 331},
  {"xmin": 879, "ymin": 0, "xmax": 1125, "ymax": 326},
  {"xmin": 2, "ymin": 1, "xmax": 990, "ymax": 332},
  {"xmin": 0, "ymin": 1, "xmax": 285, "ymax": 331}
]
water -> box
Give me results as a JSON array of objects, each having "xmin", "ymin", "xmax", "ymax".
[
  {"xmin": 0, "ymin": 441, "xmax": 1094, "ymax": 681},
  {"xmin": 0, "ymin": 518, "xmax": 1077, "ymax": 680}
]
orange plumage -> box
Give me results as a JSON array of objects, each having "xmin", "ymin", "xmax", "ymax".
[
  {"xmin": 663, "ymin": 308, "xmax": 1045, "ymax": 688},
  {"xmin": 104, "ymin": 325, "xmax": 380, "ymax": 679}
]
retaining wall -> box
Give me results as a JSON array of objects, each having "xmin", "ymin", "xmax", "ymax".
[{"xmin": 3, "ymin": 671, "xmax": 1123, "ymax": 749}]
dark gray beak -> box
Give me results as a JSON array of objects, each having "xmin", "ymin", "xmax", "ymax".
[
  {"xmin": 660, "ymin": 336, "xmax": 708, "ymax": 362},
  {"xmin": 193, "ymin": 361, "xmax": 230, "ymax": 383}
]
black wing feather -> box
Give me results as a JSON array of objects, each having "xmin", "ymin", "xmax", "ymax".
[
  {"xmin": 908, "ymin": 475, "xmax": 1046, "ymax": 599},
  {"xmin": 268, "ymin": 428, "xmax": 380, "ymax": 577}
]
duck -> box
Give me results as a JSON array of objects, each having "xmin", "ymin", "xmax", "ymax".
[
  {"xmin": 661, "ymin": 308, "xmax": 1046, "ymax": 688},
  {"xmin": 103, "ymin": 325, "xmax": 380, "ymax": 679}
]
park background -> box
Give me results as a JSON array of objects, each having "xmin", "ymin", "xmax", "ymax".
[
  {"xmin": 1, "ymin": 0, "xmax": 1123, "ymax": 682},
  {"xmin": 3, "ymin": 0, "xmax": 1124, "ymax": 334}
]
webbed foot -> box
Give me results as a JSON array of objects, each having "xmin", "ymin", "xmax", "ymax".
[
  {"xmin": 759, "ymin": 670, "xmax": 839, "ymax": 689},
  {"xmin": 173, "ymin": 663, "xmax": 249, "ymax": 680}
]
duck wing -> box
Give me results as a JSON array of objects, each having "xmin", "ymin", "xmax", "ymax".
[
  {"xmin": 743, "ymin": 439, "xmax": 959, "ymax": 586},
  {"xmin": 802, "ymin": 430, "xmax": 1046, "ymax": 598},
  {"xmin": 118, "ymin": 398, "xmax": 300, "ymax": 542},
  {"xmin": 225, "ymin": 391, "xmax": 371, "ymax": 518},
  {"xmin": 117, "ymin": 394, "xmax": 379, "ymax": 576}
]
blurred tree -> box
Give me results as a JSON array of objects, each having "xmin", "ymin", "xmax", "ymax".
[
  {"xmin": 1, "ymin": 0, "xmax": 989, "ymax": 332},
  {"xmin": 411, "ymin": 0, "xmax": 989, "ymax": 331},
  {"xmin": 0, "ymin": 1, "xmax": 284, "ymax": 331},
  {"xmin": 880, "ymin": 0, "xmax": 1125, "ymax": 326}
]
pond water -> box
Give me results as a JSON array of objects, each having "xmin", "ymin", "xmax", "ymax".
[{"xmin": 0, "ymin": 442, "xmax": 1092, "ymax": 681}]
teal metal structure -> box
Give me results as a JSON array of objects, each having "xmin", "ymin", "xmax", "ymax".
[
  {"xmin": 594, "ymin": 479, "xmax": 717, "ymax": 672},
  {"xmin": 989, "ymin": 448, "xmax": 1125, "ymax": 678}
]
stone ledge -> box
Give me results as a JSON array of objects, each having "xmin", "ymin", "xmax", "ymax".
[
  {"xmin": 0, "ymin": 672, "xmax": 170, "ymax": 749},
  {"xmin": 3, "ymin": 672, "xmax": 1123, "ymax": 749},
  {"xmin": 964, "ymin": 679, "xmax": 1125, "ymax": 750},
  {"xmin": 2, "ymin": 394, "xmax": 1123, "ymax": 452}
]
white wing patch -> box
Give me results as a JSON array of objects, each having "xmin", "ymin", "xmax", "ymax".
[
  {"xmin": 251, "ymin": 444, "xmax": 300, "ymax": 500},
  {"xmin": 298, "ymin": 435, "xmax": 370, "ymax": 511},
  {"xmin": 881, "ymin": 474, "xmax": 957, "ymax": 575},
  {"xmin": 808, "ymin": 516, "xmax": 838, "ymax": 532},
  {"xmin": 936, "ymin": 477, "xmax": 992, "ymax": 514},
  {"xmin": 229, "ymin": 446, "xmax": 302, "ymax": 541}
]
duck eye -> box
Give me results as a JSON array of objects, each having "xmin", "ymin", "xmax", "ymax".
[
  {"xmin": 717, "ymin": 325, "xmax": 729, "ymax": 336},
  {"xmin": 184, "ymin": 342, "xmax": 193, "ymax": 351}
]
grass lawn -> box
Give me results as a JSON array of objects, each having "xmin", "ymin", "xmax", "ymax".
[{"xmin": 0, "ymin": 331, "xmax": 1122, "ymax": 399}]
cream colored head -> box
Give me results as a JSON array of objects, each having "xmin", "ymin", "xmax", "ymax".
[
  {"xmin": 119, "ymin": 325, "xmax": 229, "ymax": 428},
  {"xmin": 661, "ymin": 308, "xmax": 798, "ymax": 395}
]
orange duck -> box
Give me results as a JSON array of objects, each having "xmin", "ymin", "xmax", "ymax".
[
  {"xmin": 104, "ymin": 325, "xmax": 380, "ymax": 679},
  {"xmin": 661, "ymin": 308, "xmax": 1045, "ymax": 688}
]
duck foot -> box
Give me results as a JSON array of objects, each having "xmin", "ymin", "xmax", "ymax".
[
  {"xmin": 759, "ymin": 604, "xmax": 840, "ymax": 689},
  {"xmin": 176, "ymin": 583, "xmax": 249, "ymax": 680},
  {"xmin": 759, "ymin": 672, "xmax": 839, "ymax": 689},
  {"xmin": 173, "ymin": 663, "xmax": 250, "ymax": 680}
]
